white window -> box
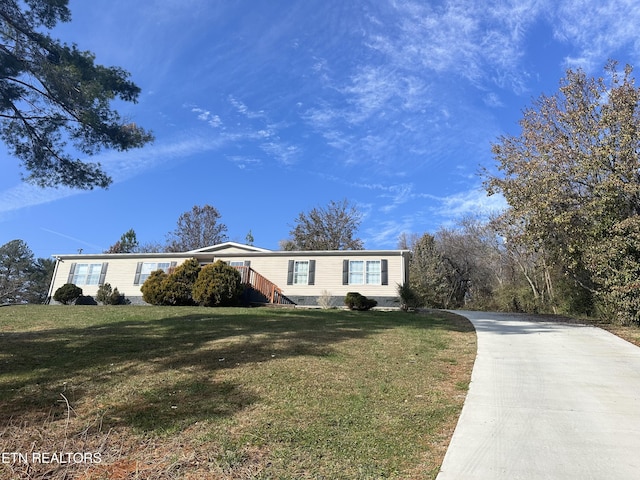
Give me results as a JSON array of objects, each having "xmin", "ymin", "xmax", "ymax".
[
  {"xmin": 293, "ymin": 260, "xmax": 309, "ymax": 285},
  {"xmin": 137, "ymin": 262, "xmax": 171, "ymax": 284},
  {"xmin": 73, "ymin": 263, "xmax": 103, "ymax": 285},
  {"xmin": 366, "ymin": 260, "xmax": 381, "ymax": 284},
  {"xmin": 349, "ymin": 260, "xmax": 364, "ymax": 284},
  {"xmin": 348, "ymin": 260, "xmax": 381, "ymax": 285},
  {"xmin": 229, "ymin": 261, "xmax": 245, "ymax": 267}
]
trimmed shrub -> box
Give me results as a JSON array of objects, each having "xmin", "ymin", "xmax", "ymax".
[
  {"xmin": 397, "ymin": 283, "xmax": 424, "ymax": 312},
  {"xmin": 344, "ymin": 292, "xmax": 377, "ymax": 311},
  {"xmin": 193, "ymin": 260, "xmax": 243, "ymax": 307},
  {"xmin": 96, "ymin": 283, "xmax": 125, "ymax": 305},
  {"xmin": 53, "ymin": 283, "xmax": 83, "ymax": 305},
  {"xmin": 140, "ymin": 270, "xmax": 168, "ymax": 305},
  {"xmin": 75, "ymin": 295, "xmax": 97, "ymax": 305},
  {"xmin": 161, "ymin": 258, "xmax": 201, "ymax": 306}
]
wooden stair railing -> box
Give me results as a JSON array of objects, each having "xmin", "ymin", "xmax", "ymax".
[{"xmin": 234, "ymin": 266, "xmax": 296, "ymax": 305}]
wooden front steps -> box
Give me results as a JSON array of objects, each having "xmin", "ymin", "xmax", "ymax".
[{"xmin": 234, "ymin": 266, "xmax": 296, "ymax": 306}]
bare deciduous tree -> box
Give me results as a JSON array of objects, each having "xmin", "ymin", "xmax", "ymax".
[
  {"xmin": 286, "ymin": 199, "xmax": 363, "ymax": 251},
  {"xmin": 166, "ymin": 205, "xmax": 228, "ymax": 252}
]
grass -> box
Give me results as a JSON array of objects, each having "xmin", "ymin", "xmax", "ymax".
[{"xmin": 0, "ymin": 305, "xmax": 476, "ymax": 479}]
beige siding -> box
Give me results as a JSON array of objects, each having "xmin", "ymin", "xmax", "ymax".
[
  {"xmin": 49, "ymin": 245, "xmax": 408, "ymax": 305},
  {"xmin": 204, "ymin": 254, "xmax": 404, "ymax": 299},
  {"xmin": 201, "ymin": 256, "xmax": 289, "ymax": 288},
  {"xmin": 50, "ymin": 256, "xmax": 192, "ymax": 298},
  {"xmin": 284, "ymin": 255, "xmax": 401, "ymax": 298}
]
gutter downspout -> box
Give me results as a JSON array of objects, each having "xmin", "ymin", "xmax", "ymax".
[
  {"xmin": 402, "ymin": 250, "xmax": 409, "ymax": 286},
  {"xmin": 46, "ymin": 256, "xmax": 61, "ymax": 304}
]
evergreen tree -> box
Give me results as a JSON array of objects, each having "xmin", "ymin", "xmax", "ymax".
[
  {"xmin": 0, "ymin": 0, "xmax": 153, "ymax": 189},
  {"xmin": 0, "ymin": 239, "xmax": 35, "ymax": 304}
]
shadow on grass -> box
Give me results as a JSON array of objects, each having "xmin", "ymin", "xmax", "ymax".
[
  {"xmin": 109, "ymin": 378, "xmax": 259, "ymax": 434},
  {"xmin": 0, "ymin": 307, "xmax": 471, "ymax": 433}
]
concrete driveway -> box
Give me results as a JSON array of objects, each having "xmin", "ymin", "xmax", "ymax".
[{"xmin": 436, "ymin": 311, "xmax": 640, "ymax": 480}]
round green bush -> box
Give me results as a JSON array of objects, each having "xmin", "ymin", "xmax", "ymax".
[
  {"xmin": 161, "ymin": 258, "xmax": 201, "ymax": 306},
  {"xmin": 75, "ymin": 295, "xmax": 97, "ymax": 305},
  {"xmin": 53, "ymin": 283, "xmax": 83, "ymax": 305},
  {"xmin": 140, "ymin": 270, "xmax": 168, "ymax": 305},
  {"xmin": 344, "ymin": 292, "xmax": 377, "ymax": 311},
  {"xmin": 193, "ymin": 260, "xmax": 243, "ymax": 307}
]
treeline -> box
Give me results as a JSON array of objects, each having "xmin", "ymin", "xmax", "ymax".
[{"xmin": 403, "ymin": 218, "xmax": 590, "ymax": 317}]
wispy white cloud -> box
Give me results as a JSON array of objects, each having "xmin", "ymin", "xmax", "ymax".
[
  {"xmin": 229, "ymin": 95, "xmax": 266, "ymax": 119},
  {"xmin": 302, "ymin": 105, "xmax": 340, "ymax": 130},
  {"xmin": 341, "ymin": 66, "xmax": 427, "ymax": 123},
  {"xmin": 188, "ymin": 99, "xmax": 302, "ymax": 166},
  {"xmin": 226, "ymin": 155, "xmax": 262, "ymax": 169},
  {"xmin": 364, "ymin": 217, "xmax": 416, "ymax": 248},
  {"xmin": 374, "ymin": 0, "xmax": 640, "ymax": 96},
  {"xmin": 0, "ymin": 183, "xmax": 80, "ymax": 217},
  {"xmin": 0, "ymin": 135, "xmax": 229, "ymax": 217},
  {"xmin": 191, "ymin": 107, "xmax": 223, "ymax": 127},
  {"xmin": 428, "ymin": 186, "xmax": 508, "ymax": 221},
  {"xmin": 192, "ymin": 107, "xmax": 210, "ymax": 121},
  {"xmin": 300, "ymin": 1, "xmax": 527, "ymax": 175},
  {"xmin": 360, "ymin": 184, "xmax": 506, "ymax": 246},
  {"xmin": 553, "ymin": 0, "xmax": 640, "ymax": 70},
  {"xmin": 105, "ymin": 135, "xmax": 229, "ymax": 182},
  {"xmin": 357, "ymin": 182, "xmax": 414, "ymax": 213},
  {"xmin": 483, "ymin": 92, "xmax": 504, "ymax": 108},
  {"xmin": 369, "ymin": 0, "xmax": 542, "ymax": 92},
  {"xmin": 260, "ymin": 142, "xmax": 300, "ymax": 165},
  {"xmin": 310, "ymin": 172, "xmax": 416, "ymax": 211},
  {"xmin": 362, "ymin": 182, "xmax": 506, "ymax": 241}
]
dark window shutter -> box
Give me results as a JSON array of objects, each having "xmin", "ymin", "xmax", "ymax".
[
  {"xmin": 67, "ymin": 263, "xmax": 77, "ymax": 283},
  {"xmin": 308, "ymin": 260, "xmax": 316, "ymax": 285},
  {"xmin": 342, "ymin": 260, "xmax": 349, "ymax": 285},
  {"xmin": 381, "ymin": 259, "xmax": 388, "ymax": 285},
  {"xmin": 244, "ymin": 260, "xmax": 251, "ymax": 267},
  {"xmin": 134, "ymin": 262, "xmax": 143, "ymax": 285},
  {"xmin": 99, "ymin": 263, "xmax": 109, "ymax": 285},
  {"xmin": 287, "ymin": 260, "xmax": 294, "ymax": 285}
]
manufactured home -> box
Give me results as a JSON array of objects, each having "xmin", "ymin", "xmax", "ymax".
[{"xmin": 47, "ymin": 242, "xmax": 410, "ymax": 307}]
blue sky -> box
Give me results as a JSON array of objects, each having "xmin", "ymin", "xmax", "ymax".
[{"xmin": 2, "ymin": 0, "xmax": 640, "ymax": 258}]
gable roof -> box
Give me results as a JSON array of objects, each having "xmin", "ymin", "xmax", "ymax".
[{"xmin": 187, "ymin": 242, "xmax": 273, "ymax": 254}]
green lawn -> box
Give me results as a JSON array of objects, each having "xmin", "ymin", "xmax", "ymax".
[{"xmin": 0, "ymin": 305, "xmax": 475, "ymax": 479}]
